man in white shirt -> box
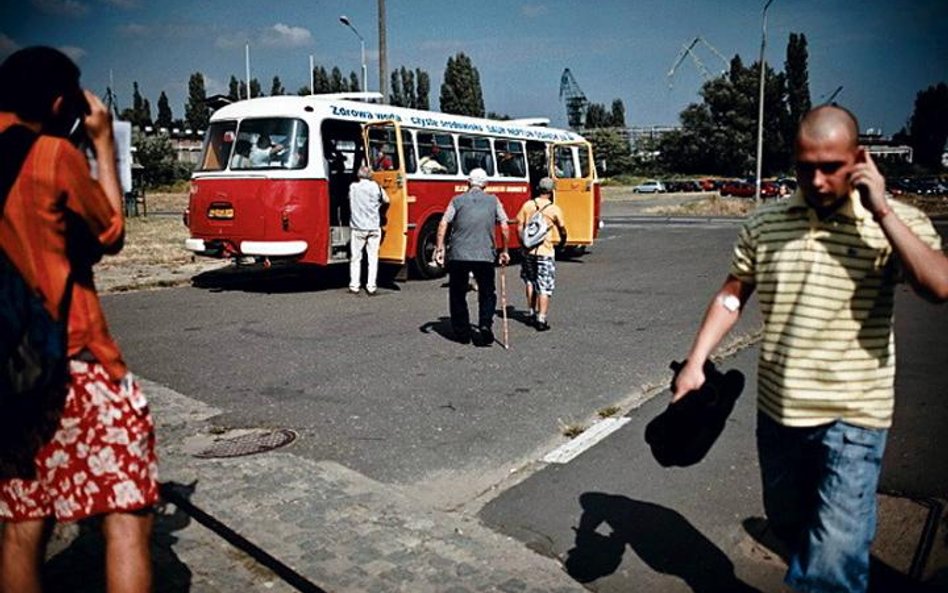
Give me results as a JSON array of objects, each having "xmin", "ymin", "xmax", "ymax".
[{"xmin": 348, "ymin": 166, "xmax": 389, "ymax": 294}]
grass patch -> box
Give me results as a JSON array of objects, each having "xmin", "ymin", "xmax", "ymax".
[
  {"xmin": 643, "ymin": 194, "xmax": 756, "ymax": 217},
  {"xmin": 100, "ymin": 215, "xmax": 191, "ymax": 269},
  {"xmin": 597, "ymin": 405, "xmax": 621, "ymax": 419},
  {"xmin": 558, "ymin": 418, "xmax": 587, "ymax": 439}
]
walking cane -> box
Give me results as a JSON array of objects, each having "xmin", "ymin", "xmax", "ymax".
[{"xmin": 500, "ymin": 261, "xmax": 510, "ymax": 349}]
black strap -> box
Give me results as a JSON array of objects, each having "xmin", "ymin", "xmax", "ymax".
[
  {"xmin": 0, "ymin": 126, "xmax": 73, "ymax": 323},
  {"xmin": 0, "ymin": 126, "xmax": 38, "ymax": 212}
]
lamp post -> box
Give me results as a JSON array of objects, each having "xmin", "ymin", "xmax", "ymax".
[
  {"xmin": 339, "ymin": 15, "xmax": 367, "ymax": 92},
  {"xmin": 754, "ymin": 0, "xmax": 775, "ymax": 203}
]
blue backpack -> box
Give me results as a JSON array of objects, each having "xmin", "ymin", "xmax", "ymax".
[{"xmin": 0, "ymin": 126, "xmax": 72, "ymax": 479}]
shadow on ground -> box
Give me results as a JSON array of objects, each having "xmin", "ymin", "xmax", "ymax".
[
  {"xmin": 563, "ymin": 492, "xmax": 761, "ymax": 593},
  {"xmin": 191, "ymin": 262, "xmax": 403, "ymax": 294}
]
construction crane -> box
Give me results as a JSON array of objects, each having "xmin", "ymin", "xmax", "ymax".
[
  {"xmin": 559, "ymin": 68, "xmax": 589, "ymax": 130},
  {"xmin": 667, "ymin": 37, "xmax": 729, "ymax": 88}
]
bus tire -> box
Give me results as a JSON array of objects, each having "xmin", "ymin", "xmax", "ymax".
[{"xmin": 411, "ymin": 217, "xmax": 445, "ymax": 279}]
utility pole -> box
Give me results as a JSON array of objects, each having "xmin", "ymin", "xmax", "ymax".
[
  {"xmin": 245, "ymin": 43, "xmax": 251, "ymax": 100},
  {"xmin": 378, "ymin": 0, "xmax": 387, "ymax": 103},
  {"xmin": 754, "ymin": 0, "xmax": 775, "ymax": 203}
]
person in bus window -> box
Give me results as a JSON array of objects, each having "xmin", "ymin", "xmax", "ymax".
[
  {"xmin": 420, "ymin": 145, "xmax": 447, "ymax": 174},
  {"xmin": 373, "ymin": 145, "xmax": 393, "ymax": 170},
  {"xmin": 433, "ymin": 168, "xmax": 510, "ymax": 346},
  {"xmin": 498, "ymin": 150, "xmax": 522, "ymax": 177},
  {"xmin": 249, "ymin": 133, "xmax": 283, "ymax": 167},
  {"xmin": 348, "ymin": 166, "xmax": 389, "ymax": 295}
]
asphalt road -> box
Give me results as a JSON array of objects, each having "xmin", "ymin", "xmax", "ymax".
[
  {"xmin": 101, "ymin": 201, "xmax": 945, "ymax": 513},
  {"xmin": 102, "ymin": 201, "xmax": 756, "ymax": 506}
]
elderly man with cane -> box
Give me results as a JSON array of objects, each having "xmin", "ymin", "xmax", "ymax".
[{"xmin": 434, "ymin": 168, "xmax": 510, "ymax": 347}]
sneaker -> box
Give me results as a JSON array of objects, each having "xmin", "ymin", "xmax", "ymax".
[
  {"xmin": 366, "ymin": 288, "xmax": 378, "ymax": 296},
  {"xmin": 348, "ymin": 287, "xmax": 360, "ymax": 295},
  {"xmin": 535, "ymin": 320, "xmax": 550, "ymax": 332}
]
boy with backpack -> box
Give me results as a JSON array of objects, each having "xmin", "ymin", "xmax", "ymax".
[
  {"xmin": 0, "ymin": 47, "xmax": 158, "ymax": 593},
  {"xmin": 516, "ymin": 177, "xmax": 567, "ymax": 331}
]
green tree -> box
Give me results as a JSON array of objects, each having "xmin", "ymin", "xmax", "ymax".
[
  {"xmin": 228, "ymin": 75, "xmax": 241, "ymax": 101},
  {"xmin": 142, "ymin": 98, "xmax": 152, "ymax": 128},
  {"xmin": 297, "ymin": 85, "xmax": 311, "ymax": 96},
  {"xmin": 440, "ymin": 53, "xmax": 484, "ymax": 117},
  {"xmin": 908, "ymin": 82, "xmax": 948, "ymax": 169},
  {"xmin": 330, "ymin": 67, "xmax": 346, "ymax": 92},
  {"xmin": 313, "ymin": 66, "xmax": 331, "ymax": 94},
  {"xmin": 416, "ymin": 69, "xmax": 430, "ymax": 110},
  {"xmin": 609, "ymin": 99, "xmax": 626, "ymax": 128},
  {"xmin": 270, "ymin": 76, "xmax": 285, "ymax": 96},
  {"xmin": 156, "ymin": 91, "xmax": 172, "ymax": 129},
  {"xmin": 249, "ymin": 78, "xmax": 263, "ymax": 98},
  {"xmin": 585, "ymin": 103, "xmax": 608, "ymax": 128},
  {"xmin": 585, "ymin": 128, "xmax": 633, "ymax": 176},
  {"xmin": 349, "ymin": 71, "xmax": 360, "ymax": 92},
  {"xmin": 401, "ymin": 67, "xmax": 416, "ymax": 109},
  {"xmin": 133, "ymin": 130, "xmax": 178, "ymax": 187},
  {"xmin": 785, "ymin": 32, "xmax": 811, "ymax": 124},
  {"xmin": 389, "ymin": 70, "xmax": 405, "ymax": 106},
  {"xmin": 185, "ymin": 72, "xmax": 210, "ymax": 131},
  {"xmin": 659, "ymin": 54, "xmax": 791, "ymax": 176}
]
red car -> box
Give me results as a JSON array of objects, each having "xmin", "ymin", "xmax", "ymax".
[{"xmin": 719, "ymin": 180, "xmax": 779, "ymax": 199}]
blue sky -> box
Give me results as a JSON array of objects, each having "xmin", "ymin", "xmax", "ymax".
[{"xmin": 3, "ymin": 0, "xmax": 946, "ymax": 135}]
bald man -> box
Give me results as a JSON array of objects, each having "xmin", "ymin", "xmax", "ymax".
[{"xmin": 672, "ymin": 105, "xmax": 947, "ymax": 593}]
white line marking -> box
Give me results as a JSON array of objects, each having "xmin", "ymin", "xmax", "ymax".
[{"xmin": 542, "ymin": 417, "xmax": 631, "ymax": 464}]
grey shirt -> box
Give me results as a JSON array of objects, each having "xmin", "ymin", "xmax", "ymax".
[
  {"xmin": 348, "ymin": 179, "xmax": 386, "ymax": 230},
  {"xmin": 443, "ymin": 187, "xmax": 508, "ymax": 262}
]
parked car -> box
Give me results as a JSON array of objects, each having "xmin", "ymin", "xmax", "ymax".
[
  {"xmin": 632, "ymin": 180, "xmax": 666, "ymax": 194},
  {"xmin": 719, "ymin": 179, "xmax": 755, "ymax": 198}
]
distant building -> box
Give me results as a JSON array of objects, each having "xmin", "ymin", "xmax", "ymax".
[{"xmin": 859, "ymin": 131, "xmax": 912, "ymax": 163}]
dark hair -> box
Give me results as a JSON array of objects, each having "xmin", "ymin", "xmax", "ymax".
[{"xmin": 0, "ymin": 47, "xmax": 82, "ymax": 122}]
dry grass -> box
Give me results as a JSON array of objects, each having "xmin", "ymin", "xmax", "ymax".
[
  {"xmin": 99, "ymin": 215, "xmax": 191, "ymax": 269},
  {"xmin": 644, "ymin": 194, "xmax": 756, "ymax": 217},
  {"xmin": 597, "ymin": 405, "xmax": 621, "ymax": 419},
  {"xmin": 145, "ymin": 190, "xmax": 190, "ymax": 214}
]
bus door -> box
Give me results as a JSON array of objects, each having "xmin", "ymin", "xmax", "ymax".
[
  {"xmin": 550, "ymin": 141, "xmax": 595, "ymax": 245},
  {"xmin": 363, "ymin": 121, "xmax": 408, "ymax": 263}
]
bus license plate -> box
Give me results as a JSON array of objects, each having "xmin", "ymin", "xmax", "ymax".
[{"xmin": 208, "ymin": 207, "xmax": 234, "ymax": 220}]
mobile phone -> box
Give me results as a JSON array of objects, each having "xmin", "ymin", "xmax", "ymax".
[{"xmin": 65, "ymin": 89, "xmax": 92, "ymax": 149}]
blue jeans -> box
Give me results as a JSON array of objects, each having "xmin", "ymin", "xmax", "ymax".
[{"xmin": 756, "ymin": 412, "xmax": 887, "ymax": 593}]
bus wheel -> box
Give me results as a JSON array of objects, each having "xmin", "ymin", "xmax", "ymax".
[{"xmin": 411, "ymin": 217, "xmax": 445, "ymax": 279}]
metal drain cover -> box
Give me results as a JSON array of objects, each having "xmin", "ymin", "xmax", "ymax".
[{"xmin": 193, "ymin": 429, "xmax": 298, "ymax": 459}]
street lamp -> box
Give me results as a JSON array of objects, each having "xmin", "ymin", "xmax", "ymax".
[
  {"xmin": 339, "ymin": 15, "xmax": 367, "ymax": 92},
  {"xmin": 754, "ymin": 0, "xmax": 775, "ymax": 203}
]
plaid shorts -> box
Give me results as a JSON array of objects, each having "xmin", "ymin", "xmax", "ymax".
[
  {"xmin": 520, "ymin": 254, "xmax": 556, "ymax": 296},
  {"xmin": 0, "ymin": 361, "xmax": 159, "ymax": 522}
]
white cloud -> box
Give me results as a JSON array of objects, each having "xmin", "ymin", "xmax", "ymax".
[
  {"xmin": 58, "ymin": 45, "xmax": 87, "ymax": 61},
  {"xmin": 521, "ymin": 4, "xmax": 548, "ymax": 18},
  {"xmin": 260, "ymin": 23, "xmax": 313, "ymax": 48},
  {"xmin": 31, "ymin": 0, "xmax": 90, "ymax": 17},
  {"xmin": 217, "ymin": 23, "xmax": 313, "ymax": 50},
  {"xmin": 100, "ymin": 0, "xmax": 140, "ymax": 8},
  {"xmin": 0, "ymin": 33, "xmax": 21, "ymax": 58},
  {"xmin": 117, "ymin": 22, "xmax": 148, "ymax": 36}
]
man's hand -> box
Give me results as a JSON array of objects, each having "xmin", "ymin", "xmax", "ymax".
[
  {"xmin": 82, "ymin": 89, "xmax": 114, "ymax": 148},
  {"xmin": 433, "ymin": 246, "xmax": 445, "ymax": 266},
  {"xmin": 851, "ymin": 148, "xmax": 887, "ymax": 217},
  {"xmin": 498, "ymin": 250, "xmax": 510, "ymax": 266},
  {"xmin": 671, "ymin": 360, "xmax": 705, "ymax": 403}
]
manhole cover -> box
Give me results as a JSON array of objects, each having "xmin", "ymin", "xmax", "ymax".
[{"xmin": 193, "ymin": 429, "xmax": 298, "ymax": 459}]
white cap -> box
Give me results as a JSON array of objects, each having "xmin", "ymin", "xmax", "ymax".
[{"xmin": 468, "ymin": 168, "xmax": 488, "ymax": 187}]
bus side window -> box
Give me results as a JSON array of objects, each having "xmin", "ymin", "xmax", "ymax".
[
  {"xmin": 554, "ymin": 146, "xmax": 577, "ymax": 178},
  {"xmin": 402, "ymin": 131, "xmax": 416, "ymax": 173},
  {"xmin": 459, "ymin": 135, "xmax": 493, "ymax": 176},
  {"xmin": 417, "ymin": 132, "xmax": 456, "ymax": 175},
  {"xmin": 495, "ymin": 139, "xmax": 526, "ymax": 178}
]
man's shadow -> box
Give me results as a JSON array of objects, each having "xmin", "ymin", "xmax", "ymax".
[
  {"xmin": 419, "ymin": 316, "xmax": 459, "ymax": 342},
  {"xmin": 43, "ymin": 481, "xmax": 196, "ymax": 592},
  {"xmin": 564, "ymin": 492, "xmax": 761, "ymax": 593}
]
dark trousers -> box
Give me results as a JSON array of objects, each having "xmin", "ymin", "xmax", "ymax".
[{"xmin": 448, "ymin": 260, "xmax": 496, "ymax": 334}]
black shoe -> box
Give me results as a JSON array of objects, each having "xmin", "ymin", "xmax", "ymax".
[
  {"xmin": 453, "ymin": 327, "xmax": 472, "ymax": 344},
  {"xmin": 535, "ymin": 320, "xmax": 550, "ymax": 332},
  {"xmin": 474, "ymin": 326, "xmax": 494, "ymax": 347}
]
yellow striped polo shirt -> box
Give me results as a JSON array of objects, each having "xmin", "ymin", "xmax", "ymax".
[{"xmin": 730, "ymin": 191, "xmax": 942, "ymax": 429}]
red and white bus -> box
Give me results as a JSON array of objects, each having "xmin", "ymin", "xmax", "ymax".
[{"xmin": 186, "ymin": 93, "xmax": 600, "ymax": 279}]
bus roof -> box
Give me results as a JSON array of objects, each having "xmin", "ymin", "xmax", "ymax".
[{"xmin": 210, "ymin": 95, "xmax": 586, "ymax": 144}]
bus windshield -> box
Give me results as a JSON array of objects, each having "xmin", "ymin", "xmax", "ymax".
[{"xmin": 199, "ymin": 117, "xmax": 309, "ymax": 171}]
